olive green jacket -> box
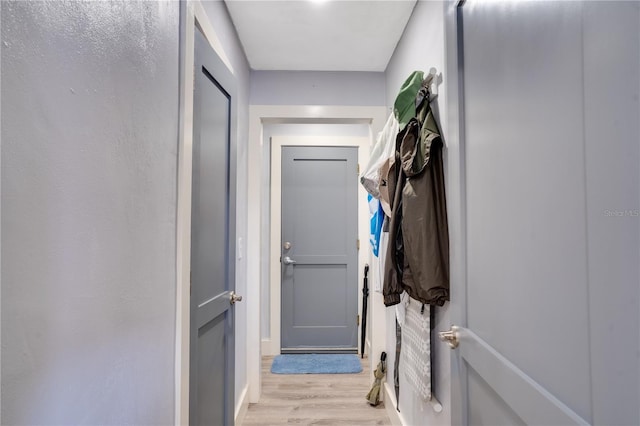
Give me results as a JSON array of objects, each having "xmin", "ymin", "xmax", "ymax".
[{"xmin": 383, "ymin": 94, "xmax": 450, "ymax": 307}]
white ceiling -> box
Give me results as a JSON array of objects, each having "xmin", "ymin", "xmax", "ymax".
[{"xmin": 224, "ymin": 0, "xmax": 417, "ymax": 72}]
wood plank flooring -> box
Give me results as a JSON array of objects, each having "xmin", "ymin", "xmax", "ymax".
[{"xmin": 241, "ymin": 356, "xmax": 391, "ymax": 426}]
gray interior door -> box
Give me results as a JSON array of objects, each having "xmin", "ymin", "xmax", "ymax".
[
  {"xmin": 281, "ymin": 146, "xmax": 358, "ymax": 353},
  {"xmin": 190, "ymin": 28, "xmax": 238, "ymax": 425},
  {"xmin": 447, "ymin": 1, "xmax": 639, "ymax": 425}
]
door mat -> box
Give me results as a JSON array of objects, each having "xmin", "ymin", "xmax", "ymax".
[{"xmin": 271, "ymin": 354, "xmax": 363, "ymax": 374}]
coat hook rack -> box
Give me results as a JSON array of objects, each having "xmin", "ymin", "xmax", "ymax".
[
  {"xmin": 425, "ymin": 67, "xmax": 441, "ymax": 101},
  {"xmin": 430, "ymin": 395, "xmax": 443, "ymax": 413}
]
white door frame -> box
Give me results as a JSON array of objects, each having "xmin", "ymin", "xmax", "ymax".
[
  {"xmin": 175, "ymin": 2, "xmax": 236, "ymax": 425},
  {"xmin": 247, "ymin": 106, "xmax": 388, "ymax": 403},
  {"xmin": 270, "ymin": 136, "xmax": 370, "ymax": 356}
]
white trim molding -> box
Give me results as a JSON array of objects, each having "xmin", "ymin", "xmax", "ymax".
[
  {"xmin": 234, "ymin": 385, "xmax": 250, "ymax": 426},
  {"xmin": 261, "ymin": 338, "xmax": 272, "ymax": 356},
  {"xmin": 247, "ymin": 105, "xmax": 388, "ymax": 403},
  {"xmin": 175, "ymin": 2, "xmax": 237, "ymax": 424},
  {"xmin": 384, "ymin": 382, "xmax": 406, "ymax": 426},
  {"xmin": 175, "ymin": 3, "xmax": 195, "ymax": 424}
]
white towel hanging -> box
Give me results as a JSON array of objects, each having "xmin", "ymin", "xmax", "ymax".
[{"xmin": 401, "ymin": 297, "xmax": 432, "ymax": 402}]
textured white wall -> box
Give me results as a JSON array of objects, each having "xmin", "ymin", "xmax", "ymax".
[
  {"xmin": 384, "ymin": 2, "xmax": 451, "ymax": 425},
  {"xmin": 1, "ymin": 1, "xmax": 179, "ymax": 424},
  {"xmin": 199, "ymin": 0, "xmax": 252, "ymax": 413}
]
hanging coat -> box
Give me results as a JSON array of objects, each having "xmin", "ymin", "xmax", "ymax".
[
  {"xmin": 360, "ymin": 113, "xmax": 398, "ymax": 217},
  {"xmin": 383, "ymin": 89, "xmax": 450, "ymax": 307}
]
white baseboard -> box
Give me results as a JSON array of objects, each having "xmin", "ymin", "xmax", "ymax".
[
  {"xmin": 261, "ymin": 338, "xmax": 273, "ymax": 356},
  {"xmin": 235, "ymin": 385, "xmax": 249, "ymax": 425},
  {"xmin": 383, "ymin": 382, "xmax": 405, "ymax": 426}
]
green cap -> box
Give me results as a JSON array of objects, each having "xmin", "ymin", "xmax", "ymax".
[{"xmin": 393, "ymin": 71, "xmax": 425, "ymax": 131}]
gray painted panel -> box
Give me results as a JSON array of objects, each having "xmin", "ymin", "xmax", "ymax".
[
  {"xmin": 1, "ymin": 2, "xmax": 179, "ymax": 424},
  {"xmin": 292, "ymin": 265, "xmax": 348, "ymax": 328},
  {"xmin": 459, "ymin": 2, "xmax": 640, "ymax": 425},
  {"xmin": 460, "ymin": 329, "xmax": 588, "ymax": 425},
  {"xmin": 462, "ymin": 1, "xmax": 591, "ymax": 420},
  {"xmin": 191, "ymin": 58, "xmax": 230, "ymax": 306},
  {"xmin": 290, "ymin": 157, "xmax": 350, "ymax": 256},
  {"xmin": 467, "ymin": 365, "xmax": 525, "ymax": 426},
  {"xmin": 196, "ymin": 292, "xmax": 232, "ymax": 329},
  {"xmin": 582, "ymin": 3, "xmax": 640, "ymax": 425},
  {"xmin": 190, "ymin": 28, "xmax": 236, "ymax": 425},
  {"xmin": 196, "ymin": 314, "xmax": 226, "ymax": 426},
  {"xmin": 286, "ymin": 255, "xmax": 348, "ymax": 265},
  {"xmin": 281, "ymin": 146, "xmax": 358, "ymax": 350}
]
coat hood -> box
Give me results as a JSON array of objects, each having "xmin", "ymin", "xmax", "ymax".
[{"xmin": 399, "ymin": 98, "xmax": 442, "ymax": 178}]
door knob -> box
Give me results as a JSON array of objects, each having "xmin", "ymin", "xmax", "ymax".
[
  {"xmin": 438, "ymin": 325, "xmax": 460, "ymax": 349},
  {"xmin": 229, "ymin": 291, "xmax": 243, "ymax": 305},
  {"xmin": 282, "ymin": 256, "xmax": 297, "ymax": 265}
]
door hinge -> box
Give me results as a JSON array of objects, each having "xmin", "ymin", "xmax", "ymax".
[
  {"xmin": 357, "ymin": 314, "xmax": 360, "ymax": 326},
  {"xmin": 357, "ymin": 239, "xmax": 360, "ymax": 250},
  {"xmin": 190, "ymin": 271, "xmax": 192, "ymax": 295},
  {"xmin": 357, "ymin": 163, "xmax": 360, "ymax": 175}
]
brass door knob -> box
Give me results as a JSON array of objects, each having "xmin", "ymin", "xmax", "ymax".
[{"xmin": 438, "ymin": 325, "xmax": 460, "ymax": 349}]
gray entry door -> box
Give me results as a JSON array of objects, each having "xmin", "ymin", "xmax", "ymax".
[
  {"xmin": 281, "ymin": 146, "xmax": 358, "ymax": 353},
  {"xmin": 447, "ymin": 2, "xmax": 639, "ymax": 425},
  {"xmin": 190, "ymin": 28, "xmax": 238, "ymax": 425}
]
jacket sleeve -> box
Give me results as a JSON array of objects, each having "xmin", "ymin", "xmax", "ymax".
[
  {"xmin": 383, "ymin": 227, "xmax": 402, "ymax": 307},
  {"xmin": 382, "ymin": 163, "xmax": 407, "ymax": 307}
]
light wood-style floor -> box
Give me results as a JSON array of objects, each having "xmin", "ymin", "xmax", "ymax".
[{"xmin": 241, "ymin": 355, "xmax": 391, "ymax": 426}]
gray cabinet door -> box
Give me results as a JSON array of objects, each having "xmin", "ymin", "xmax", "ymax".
[
  {"xmin": 281, "ymin": 146, "xmax": 358, "ymax": 353},
  {"xmin": 448, "ymin": 2, "xmax": 639, "ymax": 425},
  {"xmin": 190, "ymin": 28, "xmax": 237, "ymax": 425}
]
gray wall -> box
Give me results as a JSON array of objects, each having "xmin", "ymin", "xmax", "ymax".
[
  {"xmin": 384, "ymin": 2, "xmax": 451, "ymax": 425},
  {"xmin": 199, "ymin": 0, "xmax": 251, "ymax": 411},
  {"xmin": 251, "ymin": 71, "xmax": 386, "ymax": 106},
  {"xmin": 1, "ymin": 1, "xmax": 179, "ymax": 424}
]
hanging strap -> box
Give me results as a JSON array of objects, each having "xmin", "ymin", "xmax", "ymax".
[{"xmin": 394, "ymin": 318, "xmax": 401, "ymax": 412}]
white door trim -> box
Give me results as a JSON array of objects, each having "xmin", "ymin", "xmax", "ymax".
[
  {"xmin": 247, "ymin": 105, "xmax": 388, "ymax": 403},
  {"xmin": 175, "ymin": 2, "xmax": 236, "ymax": 425},
  {"xmin": 270, "ymin": 136, "xmax": 369, "ymax": 356}
]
